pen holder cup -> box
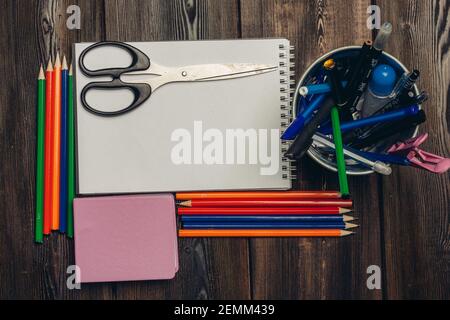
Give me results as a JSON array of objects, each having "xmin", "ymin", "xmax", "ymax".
[{"xmin": 293, "ymin": 46, "xmax": 420, "ymax": 175}]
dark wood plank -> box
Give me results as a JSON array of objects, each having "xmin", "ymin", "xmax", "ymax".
[
  {"xmin": 374, "ymin": 0, "xmax": 450, "ymax": 299},
  {"xmin": 240, "ymin": 0, "xmax": 383, "ymax": 299},
  {"xmin": 0, "ymin": 0, "xmax": 109, "ymax": 299},
  {"xmin": 103, "ymin": 0, "xmax": 251, "ymax": 299}
]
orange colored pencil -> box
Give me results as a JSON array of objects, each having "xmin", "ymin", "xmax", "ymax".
[
  {"xmin": 43, "ymin": 60, "xmax": 53, "ymax": 235},
  {"xmin": 51, "ymin": 53, "xmax": 61, "ymax": 230},
  {"xmin": 179, "ymin": 229, "xmax": 353, "ymax": 237},
  {"xmin": 176, "ymin": 191, "xmax": 342, "ymax": 200}
]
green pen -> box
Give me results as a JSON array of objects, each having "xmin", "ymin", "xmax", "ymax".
[
  {"xmin": 67, "ymin": 64, "xmax": 75, "ymax": 238},
  {"xmin": 324, "ymin": 59, "xmax": 350, "ymax": 197}
]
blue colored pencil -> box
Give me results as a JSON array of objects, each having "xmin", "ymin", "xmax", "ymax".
[
  {"xmin": 59, "ymin": 56, "xmax": 68, "ymax": 233},
  {"xmin": 182, "ymin": 222, "xmax": 357, "ymax": 229},
  {"xmin": 181, "ymin": 215, "xmax": 353, "ymax": 223}
]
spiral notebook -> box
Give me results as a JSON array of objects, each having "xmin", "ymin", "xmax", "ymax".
[{"xmin": 74, "ymin": 39, "xmax": 295, "ymax": 194}]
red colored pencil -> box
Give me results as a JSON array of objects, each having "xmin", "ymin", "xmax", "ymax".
[
  {"xmin": 43, "ymin": 60, "xmax": 53, "ymax": 235},
  {"xmin": 177, "ymin": 207, "xmax": 351, "ymax": 215},
  {"xmin": 179, "ymin": 199, "xmax": 353, "ymax": 208},
  {"xmin": 176, "ymin": 191, "xmax": 342, "ymax": 200}
]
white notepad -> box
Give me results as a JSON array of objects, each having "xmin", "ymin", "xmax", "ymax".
[{"xmin": 74, "ymin": 39, "xmax": 295, "ymax": 194}]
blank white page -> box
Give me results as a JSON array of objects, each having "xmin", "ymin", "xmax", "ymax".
[{"xmin": 74, "ymin": 39, "xmax": 292, "ymax": 194}]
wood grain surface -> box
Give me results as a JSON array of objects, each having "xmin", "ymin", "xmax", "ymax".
[{"xmin": 0, "ymin": 0, "xmax": 448, "ymax": 300}]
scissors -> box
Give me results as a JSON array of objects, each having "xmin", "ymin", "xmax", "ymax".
[{"xmin": 79, "ymin": 41, "xmax": 278, "ymax": 116}]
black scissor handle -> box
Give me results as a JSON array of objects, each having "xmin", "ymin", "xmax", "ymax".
[
  {"xmin": 79, "ymin": 41, "xmax": 152, "ymax": 116},
  {"xmin": 79, "ymin": 41, "xmax": 150, "ymax": 77},
  {"xmin": 80, "ymin": 79, "xmax": 152, "ymax": 117}
]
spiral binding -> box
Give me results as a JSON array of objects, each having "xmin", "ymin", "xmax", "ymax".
[{"xmin": 279, "ymin": 43, "xmax": 297, "ymax": 181}]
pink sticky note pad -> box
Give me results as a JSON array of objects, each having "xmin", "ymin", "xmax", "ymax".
[{"xmin": 74, "ymin": 194, "xmax": 178, "ymax": 283}]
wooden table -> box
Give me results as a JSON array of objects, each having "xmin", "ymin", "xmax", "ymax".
[{"xmin": 0, "ymin": 0, "xmax": 448, "ymax": 299}]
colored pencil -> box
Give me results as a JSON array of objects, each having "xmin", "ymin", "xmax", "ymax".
[
  {"xmin": 59, "ymin": 56, "xmax": 68, "ymax": 233},
  {"xmin": 178, "ymin": 207, "xmax": 351, "ymax": 215},
  {"xmin": 179, "ymin": 199, "xmax": 353, "ymax": 208},
  {"xmin": 182, "ymin": 222, "xmax": 358, "ymax": 229},
  {"xmin": 51, "ymin": 53, "xmax": 61, "ymax": 230},
  {"xmin": 67, "ymin": 63, "xmax": 75, "ymax": 238},
  {"xmin": 181, "ymin": 215, "xmax": 355, "ymax": 223},
  {"xmin": 176, "ymin": 191, "xmax": 342, "ymax": 200},
  {"xmin": 331, "ymin": 105, "xmax": 350, "ymax": 197},
  {"xmin": 35, "ymin": 65, "xmax": 45, "ymax": 243},
  {"xmin": 43, "ymin": 60, "xmax": 53, "ymax": 235},
  {"xmin": 179, "ymin": 229, "xmax": 354, "ymax": 238}
]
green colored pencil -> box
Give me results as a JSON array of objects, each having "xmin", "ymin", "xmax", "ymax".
[
  {"xmin": 330, "ymin": 106, "xmax": 349, "ymax": 197},
  {"xmin": 67, "ymin": 64, "xmax": 75, "ymax": 238},
  {"xmin": 35, "ymin": 65, "xmax": 45, "ymax": 243}
]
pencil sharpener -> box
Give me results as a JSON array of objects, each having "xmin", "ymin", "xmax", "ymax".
[{"xmin": 293, "ymin": 46, "xmax": 420, "ymax": 175}]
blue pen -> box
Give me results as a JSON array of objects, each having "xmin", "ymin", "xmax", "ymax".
[
  {"xmin": 281, "ymin": 94, "xmax": 328, "ymax": 140},
  {"xmin": 299, "ymin": 81, "xmax": 348, "ymax": 96},
  {"xmin": 319, "ymin": 105, "xmax": 420, "ymax": 135}
]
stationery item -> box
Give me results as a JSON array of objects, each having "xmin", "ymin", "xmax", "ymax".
[
  {"xmin": 348, "ymin": 110, "xmax": 426, "ymax": 149},
  {"xmin": 373, "ymin": 90, "xmax": 427, "ymax": 116},
  {"xmin": 372, "ymin": 22, "xmax": 393, "ymax": 50},
  {"xmin": 178, "ymin": 207, "xmax": 352, "ymax": 215},
  {"xmin": 298, "ymin": 81, "xmax": 348, "ymax": 97},
  {"xmin": 285, "ymin": 96, "xmax": 334, "ymax": 159},
  {"xmin": 324, "ymin": 59, "xmax": 349, "ymax": 197},
  {"xmin": 312, "ymin": 134, "xmax": 392, "ymax": 175},
  {"xmin": 59, "ymin": 57, "xmax": 68, "ymax": 233},
  {"xmin": 179, "ymin": 199, "xmax": 353, "ymax": 208},
  {"xmin": 67, "ymin": 64, "xmax": 75, "ymax": 238},
  {"xmin": 182, "ymin": 222, "xmax": 356, "ymax": 229},
  {"xmin": 387, "ymin": 133, "xmax": 450, "ymax": 174},
  {"xmin": 51, "ymin": 53, "xmax": 61, "ymax": 230},
  {"xmin": 179, "ymin": 229, "xmax": 354, "ymax": 237},
  {"xmin": 176, "ymin": 191, "xmax": 342, "ymax": 200},
  {"xmin": 344, "ymin": 23, "xmax": 392, "ymax": 120},
  {"xmin": 352, "ymin": 150, "xmax": 411, "ymax": 166},
  {"xmin": 75, "ymin": 39, "xmax": 295, "ymax": 194},
  {"xmin": 389, "ymin": 69, "xmax": 420, "ymax": 98},
  {"xmin": 43, "ymin": 61, "xmax": 53, "ymax": 235},
  {"xmin": 181, "ymin": 215, "xmax": 354, "ymax": 223},
  {"xmin": 35, "ymin": 66, "xmax": 45, "ymax": 243},
  {"xmin": 362, "ymin": 64, "xmax": 397, "ymax": 117},
  {"xmin": 281, "ymin": 94, "xmax": 327, "ymax": 140},
  {"xmin": 74, "ymin": 194, "xmax": 178, "ymax": 283},
  {"xmin": 79, "ymin": 41, "xmax": 277, "ymax": 116},
  {"xmin": 320, "ymin": 105, "xmax": 420, "ymax": 135}
]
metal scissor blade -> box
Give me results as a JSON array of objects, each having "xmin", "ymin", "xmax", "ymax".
[{"xmin": 181, "ymin": 64, "xmax": 278, "ymax": 82}]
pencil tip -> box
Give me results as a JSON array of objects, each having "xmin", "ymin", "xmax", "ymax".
[
  {"xmin": 69, "ymin": 62, "xmax": 73, "ymax": 75},
  {"xmin": 38, "ymin": 65, "xmax": 45, "ymax": 79},
  {"xmin": 46, "ymin": 60, "xmax": 53, "ymax": 71},
  {"xmin": 339, "ymin": 208, "xmax": 353, "ymax": 214},
  {"xmin": 55, "ymin": 53, "xmax": 61, "ymax": 67},
  {"xmin": 341, "ymin": 230, "xmax": 354, "ymax": 236},
  {"xmin": 345, "ymin": 223, "xmax": 359, "ymax": 230},
  {"xmin": 62, "ymin": 55, "xmax": 68, "ymax": 69},
  {"xmin": 343, "ymin": 215, "xmax": 355, "ymax": 222},
  {"xmin": 179, "ymin": 200, "xmax": 192, "ymax": 207}
]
